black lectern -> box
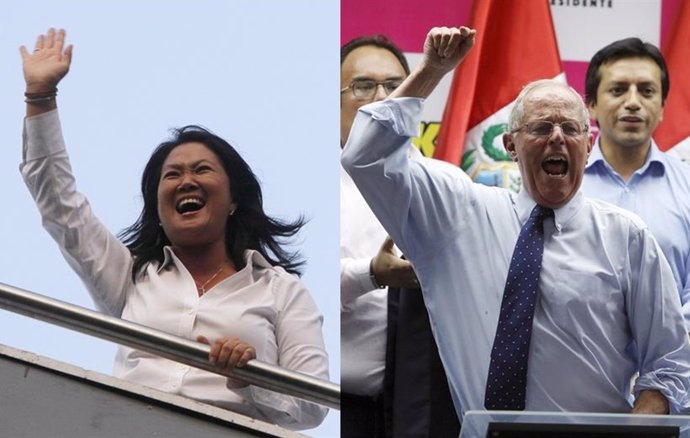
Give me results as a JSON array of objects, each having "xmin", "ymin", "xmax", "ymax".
[{"xmin": 460, "ymin": 411, "xmax": 690, "ymax": 438}]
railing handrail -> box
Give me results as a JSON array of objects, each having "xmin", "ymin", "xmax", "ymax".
[{"xmin": 0, "ymin": 281, "xmax": 340, "ymax": 410}]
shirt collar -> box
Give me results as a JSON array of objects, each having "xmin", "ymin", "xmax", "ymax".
[
  {"xmin": 585, "ymin": 139, "xmax": 607, "ymax": 170},
  {"xmin": 157, "ymin": 246, "xmax": 273, "ymax": 273},
  {"xmin": 158, "ymin": 246, "xmax": 176, "ymax": 272},
  {"xmin": 644, "ymin": 140, "xmax": 668, "ymax": 175},
  {"xmin": 586, "ymin": 137, "xmax": 666, "ymax": 176},
  {"xmin": 515, "ymin": 187, "xmax": 583, "ymax": 232}
]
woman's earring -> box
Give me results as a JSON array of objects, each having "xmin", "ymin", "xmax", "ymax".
[{"xmin": 229, "ymin": 209, "xmax": 236, "ymax": 216}]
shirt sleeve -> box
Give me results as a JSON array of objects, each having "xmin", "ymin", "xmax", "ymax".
[
  {"xmin": 20, "ymin": 109, "xmax": 132, "ymax": 316},
  {"xmin": 340, "ymin": 257, "xmax": 378, "ymax": 309},
  {"xmin": 680, "ymin": 252, "xmax": 690, "ymax": 333},
  {"xmin": 629, "ymin": 227, "xmax": 690, "ymax": 414},
  {"xmin": 341, "ymin": 97, "xmax": 471, "ymax": 262},
  {"xmin": 233, "ymin": 273, "xmax": 329, "ymax": 430}
]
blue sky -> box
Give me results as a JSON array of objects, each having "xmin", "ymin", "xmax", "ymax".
[{"xmin": 0, "ymin": 1, "xmax": 339, "ymax": 436}]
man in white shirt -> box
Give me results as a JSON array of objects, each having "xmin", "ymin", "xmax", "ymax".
[
  {"xmin": 340, "ymin": 35, "xmax": 415, "ymax": 438},
  {"xmin": 581, "ymin": 38, "xmax": 690, "ymax": 332},
  {"xmin": 341, "ymin": 35, "xmax": 458, "ymax": 437},
  {"xmin": 343, "ymin": 26, "xmax": 690, "ymax": 420}
]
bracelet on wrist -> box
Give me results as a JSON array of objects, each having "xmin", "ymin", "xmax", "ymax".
[
  {"xmin": 369, "ymin": 258, "xmax": 386, "ymax": 289},
  {"xmin": 24, "ymin": 88, "xmax": 58, "ymax": 103},
  {"xmin": 25, "ymin": 95, "xmax": 57, "ymax": 103}
]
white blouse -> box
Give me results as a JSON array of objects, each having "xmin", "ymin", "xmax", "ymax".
[{"xmin": 21, "ymin": 110, "xmax": 329, "ymax": 430}]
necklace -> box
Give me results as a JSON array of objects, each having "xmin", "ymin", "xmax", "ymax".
[{"xmin": 195, "ymin": 263, "xmax": 225, "ymax": 294}]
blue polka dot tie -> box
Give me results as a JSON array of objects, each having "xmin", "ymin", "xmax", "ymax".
[{"xmin": 484, "ymin": 204, "xmax": 553, "ymax": 410}]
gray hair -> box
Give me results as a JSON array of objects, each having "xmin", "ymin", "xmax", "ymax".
[{"xmin": 507, "ymin": 79, "xmax": 590, "ymax": 133}]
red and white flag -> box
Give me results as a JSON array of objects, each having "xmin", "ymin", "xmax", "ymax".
[
  {"xmin": 435, "ymin": 0, "xmax": 564, "ymax": 190},
  {"xmin": 654, "ymin": 0, "xmax": 690, "ymax": 163}
]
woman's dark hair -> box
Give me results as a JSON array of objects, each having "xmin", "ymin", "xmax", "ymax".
[{"xmin": 118, "ymin": 125, "xmax": 306, "ymax": 280}]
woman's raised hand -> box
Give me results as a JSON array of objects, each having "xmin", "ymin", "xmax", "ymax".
[{"xmin": 20, "ymin": 28, "xmax": 73, "ymax": 94}]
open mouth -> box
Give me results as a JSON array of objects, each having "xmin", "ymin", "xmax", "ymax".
[
  {"xmin": 176, "ymin": 197, "xmax": 205, "ymax": 214},
  {"xmin": 542, "ymin": 155, "xmax": 568, "ymax": 177}
]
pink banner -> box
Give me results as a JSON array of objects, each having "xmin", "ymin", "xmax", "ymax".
[{"xmin": 343, "ymin": 0, "xmax": 681, "ymax": 99}]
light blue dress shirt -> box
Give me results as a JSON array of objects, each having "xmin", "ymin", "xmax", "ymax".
[
  {"xmin": 342, "ymin": 97, "xmax": 690, "ymax": 417},
  {"xmin": 582, "ymin": 140, "xmax": 690, "ymax": 330}
]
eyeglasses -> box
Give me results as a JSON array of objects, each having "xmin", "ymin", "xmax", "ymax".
[
  {"xmin": 511, "ymin": 120, "xmax": 588, "ymax": 138},
  {"xmin": 340, "ymin": 79, "xmax": 402, "ymax": 100}
]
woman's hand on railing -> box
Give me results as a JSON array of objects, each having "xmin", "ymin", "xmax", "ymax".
[
  {"xmin": 197, "ymin": 335, "xmax": 257, "ymax": 388},
  {"xmin": 0, "ymin": 281, "xmax": 340, "ymax": 408}
]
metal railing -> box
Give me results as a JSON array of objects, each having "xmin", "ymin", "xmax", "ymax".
[{"xmin": 0, "ymin": 281, "xmax": 340, "ymax": 410}]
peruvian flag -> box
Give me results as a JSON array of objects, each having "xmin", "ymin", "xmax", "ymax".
[
  {"xmin": 654, "ymin": 0, "xmax": 690, "ymax": 162},
  {"xmin": 435, "ymin": 0, "xmax": 564, "ymax": 188}
]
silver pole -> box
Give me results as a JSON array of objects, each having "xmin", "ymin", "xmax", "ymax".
[{"xmin": 0, "ymin": 282, "xmax": 340, "ymax": 410}]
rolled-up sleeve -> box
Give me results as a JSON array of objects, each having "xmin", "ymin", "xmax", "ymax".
[{"xmin": 629, "ymin": 228, "xmax": 690, "ymax": 414}]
